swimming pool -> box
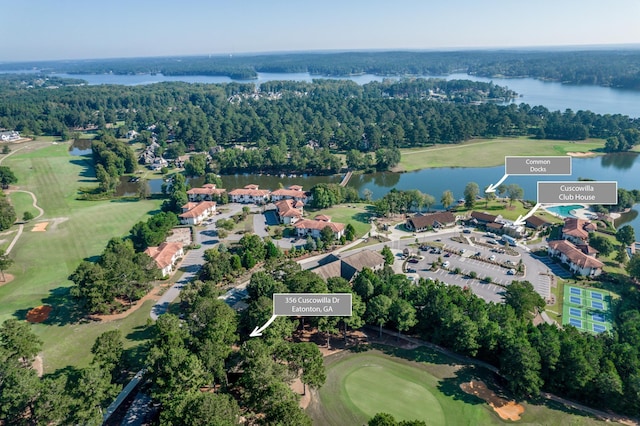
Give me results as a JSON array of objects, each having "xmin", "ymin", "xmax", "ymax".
[{"xmin": 544, "ymin": 204, "xmax": 584, "ymax": 218}]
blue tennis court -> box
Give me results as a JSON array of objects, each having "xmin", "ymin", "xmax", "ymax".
[
  {"xmin": 591, "ymin": 292, "xmax": 602, "ymax": 300},
  {"xmin": 570, "ymin": 287, "xmax": 581, "ymax": 295},
  {"xmin": 593, "ymin": 324, "xmax": 606, "ymax": 333},
  {"xmin": 592, "ymin": 301, "xmax": 604, "ymax": 309},
  {"xmin": 570, "ymin": 296, "xmax": 582, "ymax": 304},
  {"xmin": 592, "ymin": 313, "xmax": 605, "ymax": 322},
  {"xmin": 569, "ymin": 307, "xmax": 582, "ymax": 317},
  {"xmin": 569, "ymin": 318, "xmax": 582, "ymax": 328}
]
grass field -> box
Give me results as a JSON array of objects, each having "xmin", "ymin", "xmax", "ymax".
[
  {"xmin": 0, "ymin": 141, "xmax": 162, "ymax": 370},
  {"xmin": 396, "ymin": 137, "xmax": 606, "ymax": 172},
  {"xmin": 8, "ymin": 191, "xmax": 40, "ymax": 220},
  {"xmin": 308, "ymin": 203, "xmax": 373, "ymax": 238},
  {"xmin": 310, "ymin": 347, "xmax": 608, "ymax": 425}
]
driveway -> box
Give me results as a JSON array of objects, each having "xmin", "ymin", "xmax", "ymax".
[{"xmin": 150, "ymin": 203, "xmax": 245, "ymax": 320}]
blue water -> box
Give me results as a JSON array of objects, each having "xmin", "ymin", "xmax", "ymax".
[
  {"xmin": 50, "ymin": 71, "xmax": 640, "ymax": 117},
  {"xmin": 543, "ymin": 204, "xmax": 584, "ymax": 218}
]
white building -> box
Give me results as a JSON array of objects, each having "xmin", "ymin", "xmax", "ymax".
[{"xmin": 179, "ymin": 201, "xmax": 217, "ymax": 225}]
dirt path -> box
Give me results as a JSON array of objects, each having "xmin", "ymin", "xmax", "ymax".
[
  {"xmin": 89, "ymin": 285, "xmax": 165, "ymax": 322},
  {"xmin": 7, "ymin": 189, "xmax": 45, "ymax": 219}
]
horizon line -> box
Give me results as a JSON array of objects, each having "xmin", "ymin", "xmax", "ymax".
[{"xmin": 2, "ymin": 43, "xmax": 640, "ymax": 65}]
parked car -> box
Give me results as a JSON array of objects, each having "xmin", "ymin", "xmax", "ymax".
[
  {"xmin": 489, "ymin": 255, "xmax": 496, "ymax": 261},
  {"xmin": 442, "ymin": 261, "xmax": 450, "ymax": 268},
  {"xmin": 444, "ymin": 253, "xmax": 451, "ymax": 257},
  {"xmin": 507, "ymin": 269, "xmax": 516, "ymax": 275},
  {"xmin": 463, "ymin": 229, "xmax": 471, "ymax": 234},
  {"xmin": 407, "ymin": 258, "xmax": 419, "ymax": 263}
]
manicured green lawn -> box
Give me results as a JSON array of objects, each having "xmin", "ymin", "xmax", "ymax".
[
  {"xmin": 397, "ymin": 137, "xmax": 605, "ymax": 172},
  {"xmin": 311, "ymin": 348, "xmax": 607, "ymax": 426},
  {"xmin": 453, "ymin": 199, "xmax": 566, "ymax": 223},
  {"xmin": 307, "ymin": 203, "xmax": 372, "ymax": 238},
  {"xmin": 8, "ymin": 191, "xmax": 40, "ymax": 220},
  {"xmin": 0, "ymin": 141, "xmax": 162, "ymax": 370},
  {"xmin": 35, "ymin": 300, "xmax": 155, "ymax": 373}
]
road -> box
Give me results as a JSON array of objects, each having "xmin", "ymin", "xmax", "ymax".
[{"xmin": 150, "ymin": 203, "xmax": 247, "ymax": 319}]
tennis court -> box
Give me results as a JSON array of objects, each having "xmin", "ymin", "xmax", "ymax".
[{"xmin": 562, "ymin": 286, "xmax": 612, "ymax": 334}]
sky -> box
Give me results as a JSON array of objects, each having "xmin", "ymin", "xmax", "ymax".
[{"xmin": 2, "ymin": 0, "xmax": 640, "ymax": 62}]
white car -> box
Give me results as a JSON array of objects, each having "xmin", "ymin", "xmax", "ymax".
[
  {"xmin": 489, "ymin": 255, "xmax": 496, "ymax": 261},
  {"xmin": 442, "ymin": 261, "xmax": 450, "ymax": 268}
]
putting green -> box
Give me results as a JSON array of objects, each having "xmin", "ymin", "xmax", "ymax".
[{"xmin": 344, "ymin": 364, "xmax": 445, "ymax": 424}]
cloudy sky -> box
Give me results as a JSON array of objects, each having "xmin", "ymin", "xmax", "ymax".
[{"xmin": 2, "ymin": 0, "xmax": 640, "ymax": 61}]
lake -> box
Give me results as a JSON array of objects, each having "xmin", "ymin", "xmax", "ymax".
[{"xmin": 52, "ymin": 71, "xmax": 640, "ymax": 117}]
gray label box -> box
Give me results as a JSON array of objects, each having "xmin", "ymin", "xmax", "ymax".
[
  {"xmin": 273, "ymin": 293, "xmax": 352, "ymax": 316},
  {"xmin": 505, "ymin": 156, "xmax": 572, "ymax": 175},
  {"xmin": 537, "ymin": 181, "xmax": 618, "ymax": 204}
]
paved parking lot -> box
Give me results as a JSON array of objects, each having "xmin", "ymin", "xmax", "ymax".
[{"xmin": 399, "ymin": 229, "xmax": 552, "ymax": 300}]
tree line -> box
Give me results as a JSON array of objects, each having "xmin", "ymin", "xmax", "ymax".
[
  {"xmin": 4, "ymin": 50, "xmax": 640, "ymax": 90},
  {"xmin": 3, "ymin": 79, "xmax": 640, "ymax": 177}
]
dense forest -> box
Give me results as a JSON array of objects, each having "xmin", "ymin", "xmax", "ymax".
[
  {"xmin": 2, "ymin": 50, "xmax": 640, "ymax": 89},
  {"xmin": 1, "ymin": 78, "xmax": 639, "ymax": 176}
]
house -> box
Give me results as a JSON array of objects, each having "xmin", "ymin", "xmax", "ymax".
[
  {"xmin": 294, "ymin": 215, "xmax": 345, "ymax": 240},
  {"xmin": 270, "ymin": 185, "xmax": 309, "ymax": 203},
  {"xmin": 144, "ymin": 242, "xmax": 184, "ymax": 277},
  {"xmin": 275, "ymin": 199, "xmax": 304, "ymax": 225},
  {"xmin": 561, "ymin": 218, "xmax": 596, "ymax": 245},
  {"xmin": 547, "ymin": 240, "xmax": 604, "ymax": 277},
  {"xmin": 186, "ymin": 184, "xmax": 226, "ymax": 202},
  {"xmin": 179, "ymin": 201, "xmax": 217, "ymax": 225},
  {"xmin": 405, "ymin": 211, "xmax": 456, "ymax": 232},
  {"xmin": 627, "ymin": 242, "xmax": 640, "ymax": 258},
  {"xmin": 228, "ymin": 184, "xmax": 271, "ymax": 204},
  {"xmin": 0, "ymin": 131, "xmax": 20, "ymax": 142},
  {"xmin": 525, "ymin": 215, "xmax": 552, "ymax": 231},
  {"xmin": 469, "ymin": 211, "xmax": 500, "ymax": 227},
  {"xmin": 312, "ymin": 250, "xmax": 385, "ymax": 281},
  {"xmin": 125, "ymin": 130, "xmax": 139, "ymax": 140}
]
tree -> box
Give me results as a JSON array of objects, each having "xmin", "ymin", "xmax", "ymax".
[
  {"xmin": 22, "ymin": 211, "xmax": 34, "ymax": 222},
  {"xmin": 616, "ymin": 245, "xmax": 630, "ymax": 265},
  {"xmin": 369, "ymin": 412, "xmax": 398, "ymax": 426},
  {"xmin": 285, "ymin": 342, "xmax": 325, "ymax": 395},
  {"xmin": 484, "ymin": 186, "xmax": 496, "ymax": 207},
  {"xmin": 504, "ymin": 280, "xmax": 545, "ymax": 319},
  {"xmin": 70, "ymin": 364, "xmax": 120, "ymax": 425},
  {"xmin": 0, "ymin": 319, "xmax": 42, "ymax": 364},
  {"xmin": 320, "ymin": 225, "xmax": 335, "ymax": 245},
  {"xmin": 345, "ymin": 223, "xmax": 356, "ymax": 241},
  {"xmin": 505, "ymin": 183, "xmax": 524, "ymax": 207},
  {"xmin": 0, "ymin": 249, "xmax": 13, "ymax": 281},
  {"xmin": 363, "ymin": 188, "xmax": 374, "ymax": 202},
  {"xmin": 381, "ymin": 245, "xmax": 394, "ymax": 265},
  {"xmin": 499, "ymin": 333, "xmax": 543, "ymax": 399},
  {"xmin": 441, "ymin": 190, "xmax": 454, "ymax": 210},
  {"xmin": 626, "ymin": 253, "xmax": 640, "ymax": 281},
  {"xmin": 463, "ymin": 182, "xmax": 479, "ymax": 208},
  {"xmin": 160, "ymin": 391, "xmax": 241, "ymax": 426},
  {"xmin": 589, "ymin": 234, "xmax": 615, "ymax": 256},
  {"xmin": 616, "ymin": 225, "xmax": 636, "ymax": 246},
  {"xmin": 390, "ymin": 299, "xmax": 417, "ymax": 340},
  {"xmin": 0, "ymin": 166, "xmax": 17, "ymax": 187},
  {"xmin": 367, "ymin": 294, "xmax": 392, "ymax": 337},
  {"xmin": 91, "ymin": 330, "xmax": 123, "ymax": 373}
]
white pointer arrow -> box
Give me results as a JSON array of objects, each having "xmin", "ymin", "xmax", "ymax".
[
  {"xmin": 514, "ymin": 203, "xmax": 542, "ymax": 226},
  {"xmin": 485, "ymin": 174, "xmax": 509, "ymax": 193},
  {"xmin": 250, "ymin": 314, "xmax": 278, "ymax": 338}
]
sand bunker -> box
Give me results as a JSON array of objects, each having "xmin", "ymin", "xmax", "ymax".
[
  {"xmin": 32, "ymin": 222, "xmax": 48, "ymax": 232},
  {"xmin": 460, "ymin": 380, "xmax": 525, "ymax": 421},
  {"xmin": 26, "ymin": 305, "xmax": 52, "ymax": 323},
  {"xmin": 566, "ymin": 151, "xmax": 595, "ymax": 157}
]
